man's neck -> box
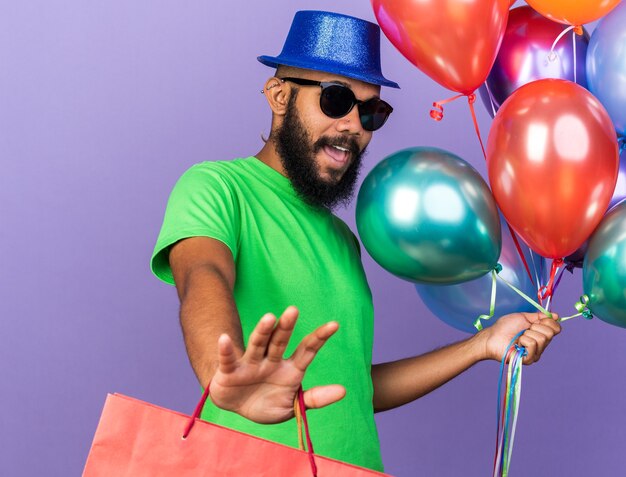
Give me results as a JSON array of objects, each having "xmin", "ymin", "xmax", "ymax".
[{"xmin": 255, "ymin": 141, "xmax": 287, "ymax": 178}]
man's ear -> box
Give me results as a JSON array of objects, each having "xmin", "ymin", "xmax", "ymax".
[{"xmin": 262, "ymin": 77, "xmax": 290, "ymax": 116}]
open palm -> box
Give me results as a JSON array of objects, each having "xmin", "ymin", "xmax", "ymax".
[{"xmin": 208, "ymin": 306, "xmax": 346, "ymax": 424}]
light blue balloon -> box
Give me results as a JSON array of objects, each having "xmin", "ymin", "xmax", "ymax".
[
  {"xmin": 587, "ymin": 2, "xmax": 626, "ymax": 138},
  {"xmin": 356, "ymin": 147, "xmax": 501, "ymax": 285},
  {"xmin": 416, "ymin": 215, "xmax": 546, "ymax": 334}
]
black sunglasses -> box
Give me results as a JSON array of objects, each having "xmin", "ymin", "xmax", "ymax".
[{"xmin": 279, "ymin": 77, "xmax": 393, "ymax": 132}]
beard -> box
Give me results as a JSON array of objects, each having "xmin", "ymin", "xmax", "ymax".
[{"xmin": 274, "ymin": 94, "xmax": 366, "ymax": 210}]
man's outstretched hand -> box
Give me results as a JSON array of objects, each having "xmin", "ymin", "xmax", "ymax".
[
  {"xmin": 481, "ymin": 311, "xmax": 562, "ymax": 365},
  {"xmin": 208, "ymin": 306, "xmax": 346, "ymax": 424}
]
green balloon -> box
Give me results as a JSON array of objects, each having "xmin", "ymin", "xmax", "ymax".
[
  {"xmin": 583, "ymin": 200, "xmax": 626, "ymax": 328},
  {"xmin": 356, "ymin": 147, "xmax": 501, "ymax": 285}
]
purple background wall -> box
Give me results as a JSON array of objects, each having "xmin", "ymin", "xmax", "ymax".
[{"xmin": 1, "ymin": 1, "xmax": 624, "ymax": 476}]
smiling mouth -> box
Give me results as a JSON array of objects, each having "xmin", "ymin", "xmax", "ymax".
[{"xmin": 323, "ymin": 144, "xmax": 352, "ymax": 166}]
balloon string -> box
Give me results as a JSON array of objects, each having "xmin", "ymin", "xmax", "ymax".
[
  {"xmin": 550, "ymin": 266, "xmax": 566, "ymax": 297},
  {"xmin": 549, "ymin": 25, "xmax": 581, "ymax": 61},
  {"xmin": 559, "ymin": 295, "xmax": 593, "ymax": 322},
  {"xmin": 538, "ymin": 258, "xmax": 564, "ymax": 302},
  {"xmin": 506, "ymin": 222, "xmax": 535, "ymax": 286},
  {"xmin": 474, "ymin": 264, "xmax": 502, "ymax": 331},
  {"xmin": 484, "ymin": 81, "xmax": 497, "ymax": 117},
  {"xmin": 493, "ymin": 332, "xmax": 526, "ymax": 477},
  {"xmin": 572, "ymin": 29, "xmax": 577, "ymax": 84},
  {"xmin": 495, "ymin": 273, "xmax": 552, "ymax": 318},
  {"xmin": 430, "ymin": 92, "xmax": 487, "ymax": 160},
  {"xmin": 467, "ymin": 94, "xmax": 488, "ymax": 160},
  {"xmin": 430, "ymin": 93, "xmax": 465, "ymax": 121},
  {"xmin": 528, "ymin": 246, "xmax": 542, "ymax": 293}
]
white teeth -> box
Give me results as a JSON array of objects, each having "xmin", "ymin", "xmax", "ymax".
[{"xmin": 332, "ymin": 145, "xmax": 350, "ymax": 152}]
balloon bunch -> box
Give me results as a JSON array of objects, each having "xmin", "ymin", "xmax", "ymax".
[
  {"xmin": 356, "ymin": 0, "xmax": 626, "ymax": 477},
  {"xmin": 358, "ymin": 1, "xmax": 626, "ymax": 473},
  {"xmin": 360, "ymin": 0, "xmax": 626, "ymax": 329}
]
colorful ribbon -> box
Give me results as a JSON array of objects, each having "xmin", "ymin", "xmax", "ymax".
[
  {"xmin": 474, "ymin": 264, "xmax": 503, "ymax": 331},
  {"xmin": 493, "ymin": 331, "xmax": 526, "ymax": 477},
  {"xmin": 538, "ymin": 258, "xmax": 564, "ymax": 303},
  {"xmin": 559, "ymin": 295, "xmax": 593, "ymax": 322}
]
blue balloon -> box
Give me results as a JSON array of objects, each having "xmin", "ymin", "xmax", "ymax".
[
  {"xmin": 356, "ymin": 147, "xmax": 501, "ymax": 285},
  {"xmin": 587, "ymin": 2, "xmax": 626, "ymax": 138},
  {"xmin": 416, "ymin": 215, "xmax": 546, "ymax": 333}
]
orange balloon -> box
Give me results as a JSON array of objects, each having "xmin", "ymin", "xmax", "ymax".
[
  {"xmin": 526, "ymin": 0, "xmax": 622, "ymax": 25},
  {"xmin": 487, "ymin": 79, "xmax": 619, "ymax": 259},
  {"xmin": 372, "ymin": 0, "xmax": 509, "ymax": 95}
]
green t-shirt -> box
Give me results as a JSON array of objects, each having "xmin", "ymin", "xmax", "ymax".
[{"xmin": 151, "ymin": 157, "xmax": 383, "ymax": 471}]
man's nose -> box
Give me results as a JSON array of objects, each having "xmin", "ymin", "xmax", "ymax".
[{"xmin": 335, "ymin": 106, "xmax": 363, "ymax": 135}]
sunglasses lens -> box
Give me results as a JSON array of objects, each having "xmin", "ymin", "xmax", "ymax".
[
  {"xmin": 318, "ymin": 82, "xmax": 393, "ymax": 131},
  {"xmin": 359, "ymin": 99, "xmax": 393, "ymax": 131},
  {"xmin": 319, "ymin": 85, "xmax": 356, "ymax": 118}
]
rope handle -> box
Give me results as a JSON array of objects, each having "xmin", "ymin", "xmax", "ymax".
[{"xmin": 182, "ymin": 383, "xmax": 318, "ymax": 477}]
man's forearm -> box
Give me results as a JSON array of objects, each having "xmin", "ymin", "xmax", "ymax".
[
  {"xmin": 178, "ymin": 265, "xmax": 242, "ymax": 387},
  {"xmin": 371, "ymin": 333, "xmax": 487, "ymax": 412}
]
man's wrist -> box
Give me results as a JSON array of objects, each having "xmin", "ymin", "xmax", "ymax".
[{"xmin": 466, "ymin": 328, "xmax": 491, "ymax": 363}]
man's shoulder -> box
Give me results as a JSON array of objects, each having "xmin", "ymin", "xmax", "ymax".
[
  {"xmin": 184, "ymin": 157, "xmax": 253, "ymax": 178},
  {"xmin": 176, "ymin": 157, "xmax": 257, "ymax": 190}
]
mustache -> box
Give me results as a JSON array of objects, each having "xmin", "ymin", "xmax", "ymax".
[{"xmin": 313, "ymin": 136, "xmax": 361, "ymax": 155}]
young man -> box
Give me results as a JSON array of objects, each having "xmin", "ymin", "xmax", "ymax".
[{"xmin": 151, "ymin": 11, "xmax": 560, "ymax": 472}]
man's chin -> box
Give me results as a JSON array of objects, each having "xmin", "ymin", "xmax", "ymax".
[{"xmin": 319, "ymin": 169, "xmax": 345, "ymax": 184}]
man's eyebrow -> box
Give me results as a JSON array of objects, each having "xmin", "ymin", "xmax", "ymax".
[{"xmin": 332, "ymin": 80, "xmax": 351, "ymax": 87}]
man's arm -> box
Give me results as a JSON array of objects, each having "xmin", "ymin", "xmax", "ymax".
[
  {"xmin": 170, "ymin": 236, "xmax": 242, "ymax": 387},
  {"xmin": 169, "ymin": 236, "xmax": 346, "ymax": 424},
  {"xmin": 371, "ymin": 312, "xmax": 561, "ymax": 412}
]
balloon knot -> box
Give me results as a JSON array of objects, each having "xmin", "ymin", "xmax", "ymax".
[
  {"xmin": 573, "ymin": 25, "xmax": 583, "ymax": 36},
  {"xmin": 495, "ymin": 263, "xmax": 503, "ymax": 273},
  {"xmin": 582, "ymin": 310, "xmax": 593, "ymax": 320},
  {"xmin": 467, "ymin": 93, "xmax": 476, "ymax": 104}
]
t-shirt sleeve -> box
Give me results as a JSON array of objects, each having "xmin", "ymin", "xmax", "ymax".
[{"xmin": 150, "ymin": 163, "xmax": 240, "ymax": 285}]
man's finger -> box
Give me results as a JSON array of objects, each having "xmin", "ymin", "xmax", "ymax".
[
  {"xmin": 523, "ymin": 329, "xmax": 549, "ymax": 357},
  {"xmin": 289, "ymin": 322, "xmax": 339, "ymax": 372},
  {"xmin": 303, "ymin": 384, "xmax": 346, "ymax": 409},
  {"xmin": 539, "ymin": 316, "xmax": 562, "ymax": 335},
  {"xmin": 519, "ymin": 334, "xmax": 538, "ymax": 364},
  {"xmin": 266, "ymin": 306, "xmax": 298, "ymax": 362},
  {"xmin": 529, "ymin": 323, "xmax": 557, "ymax": 342},
  {"xmin": 217, "ymin": 333, "xmax": 239, "ymax": 374},
  {"xmin": 245, "ymin": 313, "xmax": 277, "ymax": 363},
  {"xmin": 522, "ymin": 311, "xmax": 550, "ymax": 324}
]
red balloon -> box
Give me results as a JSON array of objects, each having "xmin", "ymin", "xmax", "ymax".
[
  {"xmin": 372, "ymin": 0, "xmax": 510, "ymax": 95},
  {"xmin": 487, "ymin": 79, "xmax": 619, "ymax": 258}
]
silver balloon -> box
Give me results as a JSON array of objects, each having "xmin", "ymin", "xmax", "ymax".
[{"xmin": 416, "ymin": 215, "xmax": 547, "ymax": 333}]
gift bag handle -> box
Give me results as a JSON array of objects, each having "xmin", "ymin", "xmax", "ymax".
[{"xmin": 182, "ymin": 384, "xmax": 318, "ymax": 477}]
